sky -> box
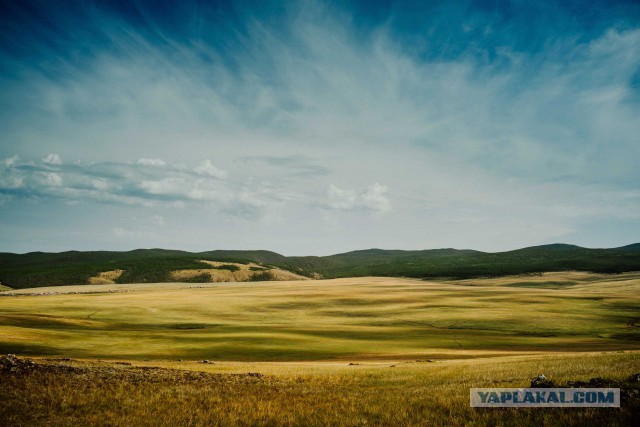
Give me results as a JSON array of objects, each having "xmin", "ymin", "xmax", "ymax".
[{"xmin": 1, "ymin": 0, "xmax": 639, "ymax": 255}]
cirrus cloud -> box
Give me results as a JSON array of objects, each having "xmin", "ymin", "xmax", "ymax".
[{"xmin": 0, "ymin": 0, "xmax": 638, "ymax": 253}]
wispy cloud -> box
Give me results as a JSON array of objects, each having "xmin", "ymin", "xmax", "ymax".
[
  {"xmin": 42, "ymin": 153, "xmax": 63, "ymax": 165},
  {"xmin": 4, "ymin": 2, "xmax": 638, "ymax": 185},
  {"xmin": 0, "ymin": 154, "xmax": 390, "ymax": 221},
  {"xmin": 0, "ymin": 1, "xmax": 638, "ymax": 253},
  {"xmin": 238, "ymin": 156, "xmax": 331, "ymax": 177},
  {"xmin": 326, "ymin": 183, "xmax": 390, "ymax": 213},
  {"xmin": 194, "ymin": 160, "xmax": 228, "ymax": 179},
  {"xmin": 1, "ymin": 155, "xmax": 236, "ymax": 208},
  {"xmin": 137, "ymin": 158, "xmax": 166, "ymax": 167}
]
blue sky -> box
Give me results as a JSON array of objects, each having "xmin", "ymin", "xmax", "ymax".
[{"xmin": 1, "ymin": 0, "xmax": 639, "ymax": 254}]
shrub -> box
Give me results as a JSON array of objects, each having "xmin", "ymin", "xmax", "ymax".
[{"xmin": 249, "ymin": 271, "xmax": 274, "ymax": 281}]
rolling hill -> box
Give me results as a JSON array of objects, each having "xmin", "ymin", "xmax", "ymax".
[{"xmin": 0, "ymin": 243, "xmax": 639, "ymax": 289}]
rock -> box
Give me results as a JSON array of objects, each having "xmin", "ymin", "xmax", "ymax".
[
  {"xmin": 531, "ymin": 374, "xmax": 556, "ymax": 388},
  {"xmin": 0, "ymin": 354, "xmax": 36, "ymax": 373},
  {"xmin": 0, "ymin": 354, "xmax": 19, "ymax": 369},
  {"xmin": 198, "ymin": 360, "xmax": 215, "ymax": 364}
]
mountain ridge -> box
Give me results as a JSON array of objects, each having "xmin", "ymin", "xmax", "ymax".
[{"xmin": 1, "ymin": 243, "xmax": 639, "ymax": 289}]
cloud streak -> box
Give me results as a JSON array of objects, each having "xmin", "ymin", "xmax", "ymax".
[
  {"xmin": 3, "ymin": 2, "xmax": 638, "ymax": 184},
  {"xmin": 0, "ymin": 1, "xmax": 638, "ymax": 253},
  {"xmin": 0, "ymin": 154, "xmax": 391, "ymax": 220},
  {"xmin": 1, "ymin": 155, "xmax": 231, "ymax": 206},
  {"xmin": 326, "ymin": 183, "xmax": 390, "ymax": 213}
]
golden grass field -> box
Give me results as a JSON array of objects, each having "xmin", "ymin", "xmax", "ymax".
[
  {"xmin": 2, "ymin": 272, "xmax": 639, "ymax": 360},
  {"xmin": 2, "ymin": 351, "xmax": 639, "ymax": 426},
  {"xmin": 1, "ymin": 272, "xmax": 639, "ymax": 425}
]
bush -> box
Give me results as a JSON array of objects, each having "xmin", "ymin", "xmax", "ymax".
[
  {"xmin": 249, "ymin": 271, "xmax": 274, "ymax": 281},
  {"xmin": 181, "ymin": 273, "xmax": 212, "ymax": 283}
]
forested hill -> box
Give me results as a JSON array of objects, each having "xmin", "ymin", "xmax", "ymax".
[{"xmin": 1, "ymin": 244, "xmax": 639, "ymax": 289}]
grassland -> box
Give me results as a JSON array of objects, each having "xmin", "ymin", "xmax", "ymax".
[
  {"xmin": 1, "ymin": 272, "xmax": 639, "ymax": 360},
  {"xmin": 2, "ymin": 350, "xmax": 639, "ymax": 426},
  {"xmin": 1, "ymin": 272, "xmax": 639, "ymax": 425}
]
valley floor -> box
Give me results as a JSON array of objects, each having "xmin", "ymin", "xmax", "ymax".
[
  {"xmin": 1, "ymin": 273, "xmax": 639, "ymax": 425},
  {"xmin": 1, "ymin": 273, "xmax": 639, "ymax": 359}
]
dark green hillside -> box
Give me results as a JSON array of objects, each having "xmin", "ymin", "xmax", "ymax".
[
  {"xmin": 0, "ymin": 250, "xmax": 212, "ymax": 289},
  {"xmin": 278, "ymin": 248, "xmax": 480, "ymax": 278},
  {"xmin": 1, "ymin": 244, "xmax": 639, "ymax": 289},
  {"xmin": 295, "ymin": 244, "xmax": 640, "ymax": 279},
  {"xmin": 198, "ymin": 250, "xmax": 287, "ymax": 264},
  {"xmin": 619, "ymin": 243, "xmax": 640, "ymax": 251}
]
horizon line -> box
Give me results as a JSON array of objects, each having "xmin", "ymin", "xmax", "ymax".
[{"xmin": 4, "ymin": 242, "xmax": 639, "ymax": 258}]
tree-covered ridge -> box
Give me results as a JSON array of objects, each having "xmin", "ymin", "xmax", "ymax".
[{"xmin": 1, "ymin": 244, "xmax": 639, "ymax": 289}]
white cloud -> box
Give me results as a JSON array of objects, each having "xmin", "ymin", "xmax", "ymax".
[
  {"xmin": 327, "ymin": 183, "xmax": 390, "ymax": 213},
  {"xmin": 91, "ymin": 179, "xmax": 110, "ymax": 191},
  {"xmin": 138, "ymin": 178, "xmax": 183, "ymax": 196},
  {"xmin": 327, "ymin": 184, "xmax": 357, "ymax": 210},
  {"xmin": 194, "ymin": 159, "xmax": 228, "ymax": 179},
  {"xmin": 42, "ymin": 154, "xmax": 63, "ymax": 165},
  {"xmin": 4, "ymin": 155, "xmax": 19, "ymax": 167},
  {"xmin": 137, "ymin": 158, "xmax": 166, "ymax": 167},
  {"xmin": 0, "ymin": 157, "xmax": 271, "ymax": 219},
  {"xmin": 39, "ymin": 172, "xmax": 63, "ymax": 187},
  {"xmin": 361, "ymin": 183, "xmax": 390, "ymax": 212}
]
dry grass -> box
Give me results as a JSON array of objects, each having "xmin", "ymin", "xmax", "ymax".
[
  {"xmin": 1, "ymin": 274, "xmax": 639, "ymax": 360},
  {"xmin": 1, "ymin": 351, "xmax": 638, "ymax": 426},
  {"xmin": 170, "ymin": 260, "xmax": 309, "ymax": 282},
  {"xmin": 1, "ymin": 272, "xmax": 639, "ymax": 425},
  {"xmin": 87, "ymin": 269, "xmax": 125, "ymax": 285}
]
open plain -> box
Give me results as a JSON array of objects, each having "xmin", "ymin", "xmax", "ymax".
[
  {"xmin": 1, "ymin": 272, "xmax": 639, "ymax": 425},
  {"xmin": 1, "ymin": 272, "xmax": 639, "ymax": 360}
]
